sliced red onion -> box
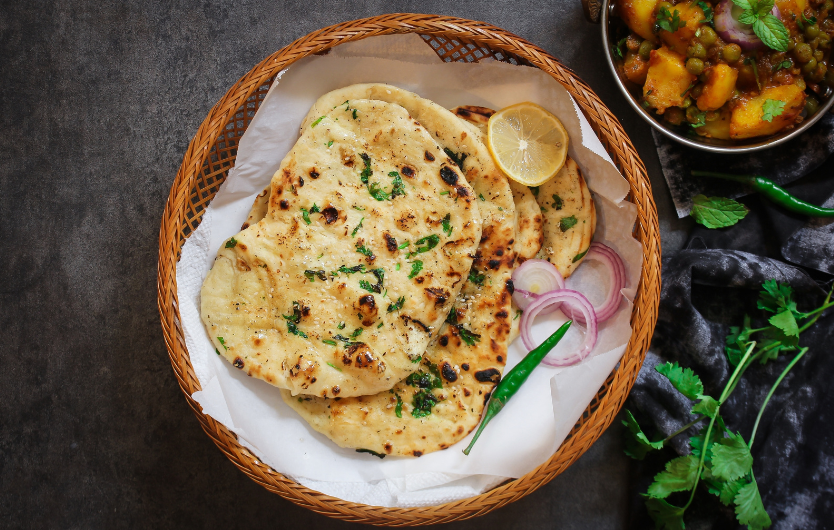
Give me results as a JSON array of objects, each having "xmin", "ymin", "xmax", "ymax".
[
  {"xmin": 519, "ymin": 289, "xmax": 598, "ymax": 367},
  {"xmin": 714, "ymin": 0, "xmax": 780, "ymax": 50},
  {"xmin": 563, "ymin": 242, "xmax": 627, "ymax": 325},
  {"xmin": 511, "ymin": 259, "xmax": 564, "ymax": 311}
]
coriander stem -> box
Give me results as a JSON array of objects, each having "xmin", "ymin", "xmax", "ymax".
[
  {"xmin": 798, "ymin": 289, "xmax": 834, "ymax": 333},
  {"xmin": 663, "ymin": 416, "xmax": 706, "ymax": 443},
  {"xmin": 684, "ymin": 342, "xmax": 757, "ymax": 512},
  {"xmin": 720, "ymin": 342, "xmax": 758, "ymax": 403},
  {"xmin": 748, "ymin": 347, "xmax": 809, "ymax": 449}
]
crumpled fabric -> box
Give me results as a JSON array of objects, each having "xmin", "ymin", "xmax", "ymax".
[
  {"xmin": 653, "ymin": 113, "xmax": 834, "ymax": 217},
  {"xmin": 626, "ymin": 226, "xmax": 834, "ymax": 527}
]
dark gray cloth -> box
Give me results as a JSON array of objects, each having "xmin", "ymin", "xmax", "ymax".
[
  {"xmin": 626, "ymin": 250, "xmax": 834, "ymax": 528},
  {"xmin": 653, "ymin": 113, "xmax": 834, "ymax": 217}
]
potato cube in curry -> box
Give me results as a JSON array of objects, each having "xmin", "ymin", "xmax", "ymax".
[
  {"xmin": 644, "ymin": 46, "xmax": 696, "ymax": 113},
  {"xmin": 658, "ymin": 2, "xmax": 706, "ymax": 53},
  {"xmin": 620, "ymin": 0, "xmax": 660, "ymax": 40},
  {"xmin": 624, "ymin": 50, "xmax": 650, "ymax": 84},
  {"xmin": 730, "ymin": 85, "xmax": 806, "ymax": 139},
  {"xmin": 695, "ymin": 107, "xmax": 731, "ymax": 140},
  {"xmin": 697, "ymin": 64, "xmax": 738, "ymax": 111}
]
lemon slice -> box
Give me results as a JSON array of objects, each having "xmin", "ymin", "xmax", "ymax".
[{"xmin": 486, "ymin": 102, "xmax": 569, "ymax": 187}]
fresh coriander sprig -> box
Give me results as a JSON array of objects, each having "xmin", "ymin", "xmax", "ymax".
[
  {"xmin": 656, "ymin": 6, "xmax": 685, "ymax": 32},
  {"xmin": 623, "ymin": 280, "xmax": 833, "ymax": 529},
  {"xmin": 731, "ymin": 0, "xmax": 789, "ymax": 51}
]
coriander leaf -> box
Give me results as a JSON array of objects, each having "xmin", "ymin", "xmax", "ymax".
[
  {"xmin": 217, "ymin": 336, "xmax": 228, "ymax": 350},
  {"xmin": 552, "ymin": 194, "xmax": 563, "ymax": 210},
  {"xmin": 355, "ymin": 448, "xmax": 385, "ymax": 459},
  {"xmin": 690, "ymin": 414, "xmax": 727, "ymax": 462},
  {"xmin": 311, "ymin": 116, "xmax": 325, "ymax": 127},
  {"xmin": 622, "ymin": 409, "xmax": 664, "ymax": 460},
  {"xmin": 647, "ymin": 455, "xmax": 700, "ymax": 498},
  {"xmin": 710, "ymin": 431, "xmax": 753, "ymax": 481},
  {"xmin": 644, "ymin": 497, "xmax": 686, "ymax": 530},
  {"xmin": 719, "ymin": 477, "xmax": 747, "ymax": 506},
  {"xmin": 468, "ymin": 268, "xmax": 486, "ymax": 285},
  {"xmin": 355, "ymin": 241, "xmax": 375, "ymax": 259},
  {"xmin": 612, "ymin": 37, "xmax": 627, "ymax": 60},
  {"xmin": 300, "ymin": 208, "xmax": 312, "ymax": 225},
  {"xmin": 408, "ymin": 260, "xmax": 423, "ymax": 279},
  {"xmin": 387, "ymin": 296, "xmax": 405, "ymax": 313},
  {"xmin": 754, "ymin": 15, "xmax": 789, "ymax": 52},
  {"xmin": 757, "ymin": 280, "xmax": 802, "ymax": 317},
  {"xmin": 225, "ymin": 237, "xmax": 238, "ymax": 249},
  {"xmin": 734, "ymin": 478, "xmax": 772, "ymax": 529},
  {"xmin": 689, "ymin": 109, "xmax": 708, "ymax": 128},
  {"xmin": 368, "ymin": 181, "xmax": 391, "ymax": 201},
  {"xmin": 326, "ymin": 361, "xmax": 342, "ymax": 371},
  {"xmin": 441, "ymin": 213, "xmax": 452, "ymax": 237},
  {"xmin": 351, "ymin": 217, "xmax": 364, "ymax": 237},
  {"xmin": 769, "ymin": 309, "xmax": 799, "ymax": 337},
  {"xmin": 359, "ymin": 153, "xmax": 372, "ymax": 184},
  {"xmin": 415, "ymin": 234, "xmax": 440, "ymax": 253},
  {"xmin": 692, "ymin": 396, "xmax": 719, "ymax": 418},
  {"xmin": 757, "ymin": 326, "xmax": 799, "ymax": 364},
  {"xmin": 573, "ymin": 247, "xmax": 590, "ymax": 263},
  {"xmin": 726, "ymin": 315, "xmax": 754, "ymax": 366},
  {"xmin": 394, "ymin": 393, "xmax": 403, "ymax": 418},
  {"xmin": 443, "ymin": 148, "xmax": 468, "ymax": 170},
  {"xmin": 457, "ymin": 325, "xmax": 481, "ymax": 346},
  {"xmin": 691, "ymin": 194, "xmax": 749, "ymax": 229},
  {"xmin": 655, "ymin": 361, "xmax": 704, "ymax": 400},
  {"xmin": 656, "ymin": 6, "xmax": 685, "ymax": 33},
  {"xmin": 559, "ymin": 215, "xmax": 578, "ymax": 232},
  {"xmin": 761, "ymin": 99, "xmax": 786, "ymax": 122},
  {"xmin": 697, "ymin": 0, "xmax": 714, "ymax": 23}
]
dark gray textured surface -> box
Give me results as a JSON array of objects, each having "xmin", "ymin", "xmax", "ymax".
[{"xmin": 0, "ymin": 1, "xmax": 685, "ymax": 527}]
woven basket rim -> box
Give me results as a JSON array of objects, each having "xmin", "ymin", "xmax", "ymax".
[{"xmin": 157, "ymin": 13, "xmax": 661, "ymax": 526}]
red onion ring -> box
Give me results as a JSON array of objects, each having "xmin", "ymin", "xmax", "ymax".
[
  {"xmin": 714, "ymin": 0, "xmax": 780, "ymax": 50},
  {"xmin": 511, "ymin": 259, "xmax": 565, "ymax": 311},
  {"xmin": 519, "ymin": 289, "xmax": 598, "ymax": 367},
  {"xmin": 563, "ymin": 242, "xmax": 627, "ymax": 325}
]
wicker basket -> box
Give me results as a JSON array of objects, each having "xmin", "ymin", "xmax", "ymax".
[{"xmin": 157, "ymin": 13, "xmax": 661, "ymax": 525}]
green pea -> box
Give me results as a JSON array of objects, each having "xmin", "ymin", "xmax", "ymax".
[
  {"xmin": 805, "ymin": 96, "xmax": 820, "ymax": 115},
  {"xmin": 811, "ymin": 63, "xmax": 827, "ymax": 83},
  {"xmin": 705, "ymin": 110, "xmax": 720, "ymax": 122},
  {"xmin": 638, "ymin": 40, "xmax": 654, "ymax": 59},
  {"xmin": 722, "ymin": 44, "xmax": 741, "ymax": 63},
  {"xmin": 794, "ymin": 43, "xmax": 813, "ymax": 63},
  {"xmin": 664, "ymin": 107, "xmax": 685, "ymax": 125},
  {"xmin": 699, "ymin": 26, "xmax": 718, "ymax": 46},
  {"xmin": 686, "ymin": 105, "xmax": 702, "ymax": 122},
  {"xmin": 795, "ymin": 76, "xmax": 807, "ymax": 90},
  {"xmin": 805, "ymin": 24, "xmax": 820, "ymax": 39},
  {"xmin": 687, "ymin": 42, "xmax": 707, "ymax": 59},
  {"xmin": 682, "ymin": 96, "xmax": 693, "ymax": 109},
  {"xmin": 686, "ymin": 57, "xmax": 706, "ymax": 75},
  {"xmin": 813, "ymin": 49, "xmax": 824, "ymax": 62},
  {"xmin": 691, "ymin": 83, "xmax": 705, "ymax": 98},
  {"xmin": 825, "ymin": 0, "xmax": 834, "ymax": 9},
  {"xmin": 818, "ymin": 33, "xmax": 831, "ymax": 48},
  {"xmin": 801, "ymin": 57, "xmax": 818, "ymax": 75},
  {"xmin": 787, "ymin": 39, "xmax": 796, "ymax": 52}
]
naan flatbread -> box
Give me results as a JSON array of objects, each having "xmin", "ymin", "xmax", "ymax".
[
  {"xmin": 534, "ymin": 157, "xmax": 596, "ymax": 278},
  {"xmin": 284, "ymin": 85, "xmax": 516, "ymax": 456},
  {"xmin": 451, "ymin": 106, "xmax": 543, "ymax": 263},
  {"xmin": 201, "ymin": 99, "xmax": 482, "ymax": 398}
]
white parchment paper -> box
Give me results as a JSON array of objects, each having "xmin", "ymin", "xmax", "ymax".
[{"xmin": 175, "ymin": 34, "xmax": 643, "ymax": 508}]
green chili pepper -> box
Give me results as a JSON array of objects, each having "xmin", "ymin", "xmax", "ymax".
[
  {"xmin": 463, "ymin": 320, "xmax": 572, "ymax": 455},
  {"xmin": 692, "ymin": 171, "xmax": 834, "ymax": 217}
]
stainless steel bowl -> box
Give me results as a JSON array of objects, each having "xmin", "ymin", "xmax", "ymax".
[{"xmin": 596, "ymin": 0, "xmax": 834, "ymax": 153}]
